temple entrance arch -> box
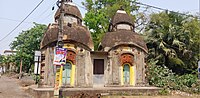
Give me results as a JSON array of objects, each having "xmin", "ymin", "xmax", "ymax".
[
  {"xmin": 61, "ymin": 49, "xmax": 76, "ymax": 87},
  {"xmin": 120, "ymin": 53, "xmax": 135, "ymax": 86}
]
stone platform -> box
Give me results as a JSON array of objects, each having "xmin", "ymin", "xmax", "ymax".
[{"xmin": 28, "ymin": 85, "xmax": 161, "ymax": 98}]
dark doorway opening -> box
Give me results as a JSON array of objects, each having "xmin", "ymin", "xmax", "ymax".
[{"xmin": 93, "ymin": 59, "xmax": 104, "ymax": 74}]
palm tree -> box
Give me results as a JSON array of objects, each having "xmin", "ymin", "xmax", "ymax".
[{"xmin": 144, "ymin": 12, "xmax": 200, "ymax": 74}]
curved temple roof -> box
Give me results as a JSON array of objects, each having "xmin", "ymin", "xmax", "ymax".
[
  {"xmin": 101, "ymin": 9, "xmax": 147, "ymax": 53},
  {"xmin": 111, "ymin": 10, "xmax": 134, "ymax": 27},
  {"xmin": 40, "ymin": 1, "xmax": 93, "ymax": 50},
  {"xmin": 54, "ymin": 1, "xmax": 82, "ymax": 20},
  {"xmin": 40, "ymin": 24, "xmax": 93, "ymax": 50},
  {"xmin": 101, "ymin": 30, "xmax": 148, "ymax": 53}
]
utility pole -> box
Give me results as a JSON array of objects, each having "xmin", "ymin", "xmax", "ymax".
[
  {"xmin": 57, "ymin": 0, "xmax": 65, "ymax": 47},
  {"xmin": 19, "ymin": 58, "xmax": 22, "ymax": 79},
  {"xmin": 54, "ymin": 0, "xmax": 65, "ymax": 98}
]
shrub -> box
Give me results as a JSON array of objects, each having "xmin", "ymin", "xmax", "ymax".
[
  {"xmin": 146, "ymin": 59, "xmax": 200, "ymax": 94},
  {"xmin": 33, "ymin": 74, "xmax": 40, "ymax": 84}
]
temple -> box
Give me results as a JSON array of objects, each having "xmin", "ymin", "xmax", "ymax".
[{"xmin": 40, "ymin": 0, "xmax": 147, "ymax": 88}]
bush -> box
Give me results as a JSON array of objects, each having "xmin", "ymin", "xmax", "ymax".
[
  {"xmin": 147, "ymin": 59, "xmax": 200, "ymax": 94},
  {"xmin": 33, "ymin": 74, "xmax": 40, "ymax": 84}
]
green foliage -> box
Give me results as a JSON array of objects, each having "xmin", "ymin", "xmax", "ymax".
[
  {"xmin": 158, "ymin": 88, "xmax": 170, "ymax": 95},
  {"xmin": 0, "ymin": 54, "xmax": 16, "ymax": 70},
  {"xmin": 147, "ymin": 59, "xmax": 200, "ymax": 94},
  {"xmin": 144, "ymin": 12, "xmax": 200, "ymax": 74},
  {"xmin": 10, "ymin": 23, "xmax": 47, "ymax": 73},
  {"xmin": 82, "ymin": 0, "xmax": 139, "ymax": 50},
  {"xmin": 191, "ymin": 82, "xmax": 200, "ymax": 93},
  {"xmin": 147, "ymin": 59, "xmax": 175, "ymax": 87},
  {"xmin": 0, "ymin": 55, "xmax": 5, "ymax": 67},
  {"xmin": 33, "ymin": 74, "xmax": 40, "ymax": 84},
  {"xmin": 0, "ymin": 55, "xmax": 5, "ymax": 65}
]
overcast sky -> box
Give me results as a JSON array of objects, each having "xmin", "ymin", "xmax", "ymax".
[{"xmin": 0, "ymin": 0, "xmax": 199, "ymax": 54}]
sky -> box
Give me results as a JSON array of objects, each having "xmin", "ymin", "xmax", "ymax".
[{"xmin": 0, "ymin": 0, "xmax": 199, "ymax": 54}]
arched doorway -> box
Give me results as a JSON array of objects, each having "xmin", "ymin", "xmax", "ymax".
[
  {"xmin": 62, "ymin": 62, "xmax": 72, "ymax": 85},
  {"xmin": 120, "ymin": 53, "xmax": 135, "ymax": 86},
  {"xmin": 123, "ymin": 64, "xmax": 130, "ymax": 85}
]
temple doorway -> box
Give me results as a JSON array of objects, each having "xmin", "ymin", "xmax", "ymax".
[
  {"xmin": 62, "ymin": 62, "xmax": 72, "ymax": 85},
  {"xmin": 123, "ymin": 64, "xmax": 130, "ymax": 85}
]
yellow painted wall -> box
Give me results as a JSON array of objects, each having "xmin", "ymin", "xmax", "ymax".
[
  {"xmin": 70, "ymin": 64, "xmax": 75, "ymax": 86},
  {"xmin": 63, "ymin": 44, "xmax": 75, "ymax": 49},
  {"xmin": 120, "ymin": 66, "xmax": 124, "ymax": 85},
  {"xmin": 130, "ymin": 66, "xmax": 135, "ymax": 85},
  {"xmin": 121, "ymin": 63, "xmax": 135, "ymax": 86}
]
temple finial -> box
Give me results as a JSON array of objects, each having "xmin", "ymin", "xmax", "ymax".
[{"xmin": 119, "ymin": 6, "xmax": 124, "ymax": 10}]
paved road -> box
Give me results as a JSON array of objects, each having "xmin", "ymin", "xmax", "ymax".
[{"xmin": 0, "ymin": 76, "xmax": 32, "ymax": 98}]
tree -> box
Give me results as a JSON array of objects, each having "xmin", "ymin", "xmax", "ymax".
[
  {"xmin": 82, "ymin": 0, "xmax": 140, "ymax": 50},
  {"xmin": 0, "ymin": 55, "xmax": 5, "ymax": 68},
  {"xmin": 0, "ymin": 54, "xmax": 15, "ymax": 72},
  {"xmin": 144, "ymin": 12, "xmax": 200, "ymax": 74},
  {"xmin": 0, "ymin": 55, "xmax": 3, "ymax": 64},
  {"xmin": 10, "ymin": 23, "xmax": 47, "ymax": 73}
]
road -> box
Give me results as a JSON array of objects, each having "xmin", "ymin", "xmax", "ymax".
[{"xmin": 0, "ymin": 76, "xmax": 32, "ymax": 98}]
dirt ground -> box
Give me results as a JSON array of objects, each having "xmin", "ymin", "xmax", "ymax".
[{"xmin": 0, "ymin": 75, "xmax": 32, "ymax": 98}]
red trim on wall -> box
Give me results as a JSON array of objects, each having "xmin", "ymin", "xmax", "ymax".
[{"xmin": 66, "ymin": 50, "xmax": 76, "ymax": 64}]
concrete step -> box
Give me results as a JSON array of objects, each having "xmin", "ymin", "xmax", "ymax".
[{"xmin": 28, "ymin": 85, "xmax": 161, "ymax": 98}]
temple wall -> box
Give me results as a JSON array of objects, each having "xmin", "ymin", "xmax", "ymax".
[
  {"xmin": 76, "ymin": 50, "xmax": 93, "ymax": 87},
  {"xmin": 104, "ymin": 45, "xmax": 146, "ymax": 86}
]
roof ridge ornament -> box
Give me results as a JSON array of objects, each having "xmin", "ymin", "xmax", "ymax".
[
  {"xmin": 116, "ymin": 10, "xmax": 126, "ymax": 14},
  {"xmin": 117, "ymin": 6, "xmax": 126, "ymax": 14}
]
